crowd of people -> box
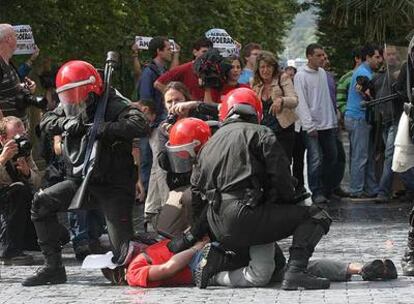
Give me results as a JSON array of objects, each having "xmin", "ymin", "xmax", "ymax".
[{"xmin": 0, "ymin": 22, "xmax": 412, "ymax": 290}]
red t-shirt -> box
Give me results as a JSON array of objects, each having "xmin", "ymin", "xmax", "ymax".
[
  {"xmin": 156, "ymin": 61, "xmax": 220, "ymax": 102},
  {"xmin": 126, "ymin": 239, "xmax": 193, "ymax": 287},
  {"xmin": 219, "ymin": 83, "xmax": 251, "ymax": 102}
]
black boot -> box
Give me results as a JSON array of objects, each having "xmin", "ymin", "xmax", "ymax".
[
  {"xmin": 22, "ymin": 252, "xmax": 67, "ymax": 286},
  {"xmin": 281, "ymin": 260, "xmax": 330, "ymax": 290},
  {"xmin": 402, "ymin": 230, "xmax": 414, "ymax": 276},
  {"xmin": 282, "ymin": 209, "xmax": 331, "ymax": 290}
]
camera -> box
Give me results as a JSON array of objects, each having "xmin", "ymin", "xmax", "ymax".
[
  {"xmin": 15, "ymin": 85, "xmax": 48, "ymax": 111},
  {"xmin": 166, "ymin": 114, "xmax": 178, "ymax": 125},
  {"xmin": 194, "ymin": 48, "xmax": 232, "ymax": 89},
  {"xmin": 13, "ymin": 134, "xmax": 32, "ymax": 159}
]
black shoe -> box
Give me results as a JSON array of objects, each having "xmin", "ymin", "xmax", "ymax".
[
  {"xmin": 22, "ymin": 266, "xmax": 67, "ymax": 286},
  {"xmin": 101, "ymin": 266, "xmax": 127, "ymax": 285},
  {"xmin": 74, "ymin": 243, "xmax": 91, "ymax": 262},
  {"xmin": 312, "ymin": 194, "xmax": 329, "ymax": 205},
  {"xmin": 384, "ymin": 259, "xmax": 398, "ymax": 280},
  {"xmin": 281, "ymin": 266, "xmax": 330, "ymax": 290},
  {"xmin": 361, "ymin": 259, "xmax": 397, "ymax": 280},
  {"xmin": 332, "ymin": 187, "xmax": 350, "ymax": 198},
  {"xmin": 193, "ymin": 243, "xmax": 227, "ymax": 289},
  {"xmin": 402, "ymin": 249, "xmax": 414, "ymax": 276},
  {"xmin": 0, "ymin": 252, "xmax": 34, "ymax": 266}
]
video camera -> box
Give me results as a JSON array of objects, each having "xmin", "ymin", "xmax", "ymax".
[
  {"xmin": 356, "ymin": 76, "xmax": 375, "ymax": 101},
  {"xmin": 193, "ymin": 48, "xmax": 232, "ymax": 89}
]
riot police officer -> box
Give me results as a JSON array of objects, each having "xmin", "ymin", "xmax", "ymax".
[{"xmin": 22, "ymin": 60, "xmax": 148, "ymax": 286}]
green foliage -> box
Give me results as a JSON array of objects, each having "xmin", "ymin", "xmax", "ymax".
[
  {"xmin": 314, "ymin": 0, "xmax": 414, "ymax": 77},
  {"xmin": 1, "ymin": 0, "xmax": 300, "ymax": 95}
]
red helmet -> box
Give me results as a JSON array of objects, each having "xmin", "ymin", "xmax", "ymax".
[
  {"xmin": 56, "ymin": 60, "xmax": 103, "ymax": 116},
  {"xmin": 165, "ymin": 118, "xmax": 211, "ymax": 173},
  {"xmin": 219, "ymin": 88, "xmax": 263, "ymax": 123}
]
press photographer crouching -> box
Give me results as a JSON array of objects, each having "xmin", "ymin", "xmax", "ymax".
[{"xmin": 0, "ymin": 116, "xmax": 41, "ymax": 265}]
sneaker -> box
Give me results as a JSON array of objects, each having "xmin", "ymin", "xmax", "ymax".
[
  {"xmin": 22, "ymin": 266, "xmax": 67, "ymax": 286},
  {"xmin": 332, "ymin": 187, "xmax": 350, "ymax": 198},
  {"xmin": 383, "ymin": 259, "xmax": 398, "ymax": 280},
  {"xmin": 193, "ymin": 243, "xmax": 227, "ymax": 289},
  {"xmin": 374, "ymin": 195, "xmax": 389, "ymax": 204},
  {"xmin": 312, "ymin": 194, "xmax": 328, "ymax": 205},
  {"xmin": 1, "ymin": 253, "xmax": 34, "ymax": 266},
  {"xmin": 349, "ymin": 192, "xmax": 377, "ymax": 201},
  {"xmin": 101, "ymin": 266, "xmax": 127, "ymax": 285},
  {"xmin": 361, "ymin": 259, "xmax": 397, "ymax": 280}
]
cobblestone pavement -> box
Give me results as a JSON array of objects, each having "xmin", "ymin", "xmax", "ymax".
[{"xmin": 1, "ymin": 200, "xmax": 414, "ymax": 303}]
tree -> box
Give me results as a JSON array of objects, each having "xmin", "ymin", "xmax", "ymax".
[
  {"xmin": 1, "ymin": 0, "xmax": 301, "ymax": 95},
  {"xmin": 314, "ymin": 0, "xmax": 414, "ymax": 77}
]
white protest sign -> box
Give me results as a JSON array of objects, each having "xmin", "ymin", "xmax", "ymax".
[
  {"xmin": 13, "ymin": 25, "xmax": 36, "ymax": 55},
  {"xmin": 135, "ymin": 36, "xmax": 177, "ymax": 52},
  {"xmin": 205, "ymin": 28, "xmax": 238, "ymax": 57}
]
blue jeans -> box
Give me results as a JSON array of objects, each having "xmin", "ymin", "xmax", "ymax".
[
  {"xmin": 344, "ymin": 117, "xmax": 378, "ymax": 195},
  {"xmin": 304, "ymin": 129, "xmax": 338, "ymax": 197},
  {"xmin": 378, "ymin": 125, "xmax": 398, "ymax": 197},
  {"xmin": 400, "ymin": 168, "xmax": 414, "ymax": 192},
  {"xmin": 139, "ymin": 136, "xmax": 153, "ymax": 193},
  {"xmin": 68, "ymin": 210, "xmax": 105, "ymax": 248}
]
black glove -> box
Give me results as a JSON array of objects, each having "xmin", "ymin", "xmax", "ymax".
[
  {"xmin": 167, "ymin": 231, "xmax": 197, "ymax": 253},
  {"xmin": 62, "ymin": 115, "xmax": 86, "ymax": 136},
  {"xmin": 158, "ymin": 150, "xmax": 172, "ymax": 172}
]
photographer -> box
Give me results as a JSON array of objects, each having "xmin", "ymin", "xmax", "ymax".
[
  {"xmin": 0, "ymin": 116, "xmax": 41, "ymax": 265},
  {"xmin": 0, "ymin": 24, "xmax": 45, "ymax": 123},
  {"xmin": 154, "ymin": 38, "xmax": 221, "ymax": 103}
]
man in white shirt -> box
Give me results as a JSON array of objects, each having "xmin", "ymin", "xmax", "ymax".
[{"xmin": 294, "ymin": 43, "xmax": 338, "ymax": 204}]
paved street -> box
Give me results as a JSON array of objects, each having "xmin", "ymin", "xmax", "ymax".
[{"xmin": 1, "ymin": 199, "xmax": 414, "ymax": 304}]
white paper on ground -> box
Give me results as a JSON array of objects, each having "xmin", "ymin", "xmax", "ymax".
[
  {"xmin": 81, "ymin": 252, "xmax": 118, "ymax": 269},
  {"xmin": 392, "ymin": 112, "xmax": 414, "ymax": 172}
]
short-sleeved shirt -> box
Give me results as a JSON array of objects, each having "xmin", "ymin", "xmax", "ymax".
[
  {"xmin": 126, "ymin": 240, "xmax": 193, "ymax": 287},
  {"xmin": 345, "ymin": 62, "xmax": 373, "ymax": 120},
  {"xmin": 137, "ymin": 61, "xmax": 167, "ymax": 126},
  {"xmin": 238, "ymin": 68, "xmax": 254, "ymax": 85},
  {"xmin": 156, "ymin": 62, "xmax": 220, "ymax": 102}
]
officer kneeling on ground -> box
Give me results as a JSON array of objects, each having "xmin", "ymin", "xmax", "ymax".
[
  {"xmin": 22, "ymin": 60, "xmax": 149, "ymax": 286},
  {"xmin": 0, "ymin": 116, "xmax": 41, "ymax": 265},
  {"xmin": 169, "ymin": 88, "xmax": 332, "ymax": 290}
]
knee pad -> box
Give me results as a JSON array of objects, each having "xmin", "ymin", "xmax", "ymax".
[
  {"xmin": 31, "ymin": 190, "xmax": 56, "ymax": 222},
  {"xmin": 309, "ymin": 206, "xmax": 332, "ymax": 234}
]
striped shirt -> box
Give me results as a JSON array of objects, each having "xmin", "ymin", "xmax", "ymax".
[{"xmin": 0, "ymin": 57, "xmax": 28, "ymax": 122}]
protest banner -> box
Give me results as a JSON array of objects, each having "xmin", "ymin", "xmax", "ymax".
[
  {"xmin": 13, "ymin": 25, "xmax": 36, "ymax": 55},
  {"xmin": 205, "ymin": 28, "xmax": 238, "ymax": 57},
  {"xmin": 135, "ymin": 36, "xmax": 177, "ymax": 52}
]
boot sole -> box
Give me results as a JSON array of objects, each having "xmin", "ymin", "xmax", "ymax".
[
  {"xmin": 194, "ymin": 244, "xmax": 225, "ymax": 289},
  {"xmin": 281, "ymin": 281, "xmax": 330, "ymax": 290},
  {"xmin": 194, "ymin": 244, "xmax": 213, "ymax": 289},
  {"xmin": 22, "ymin": 277, "xmax": 67, "ymax": 287}
]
